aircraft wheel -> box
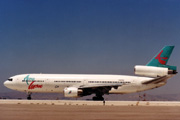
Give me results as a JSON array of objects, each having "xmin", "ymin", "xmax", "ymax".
[
  {"xmin": 27, "ymin": 92, "xmax": 32, "ymax": 100},
  {"xmin": 92, "ymin": 96, "xmax": 104, "ymax": 101},
  {"xmin": 27, "ymin": 96, "xmax": 31, "ymax": 100}
]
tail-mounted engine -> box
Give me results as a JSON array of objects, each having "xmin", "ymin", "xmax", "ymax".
[{"xmin": 134, "ymin": 65, "xmax": 176, "ymax": 77}]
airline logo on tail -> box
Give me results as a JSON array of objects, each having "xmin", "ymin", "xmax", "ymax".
[{"xmin": 155, "ymin": 50, "xmax": 168, "ymax": 65}]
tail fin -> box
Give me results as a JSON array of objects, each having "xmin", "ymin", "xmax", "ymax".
[{"xmin": 146, "ymin": 46, "xmax": 176, "ymax": 70}]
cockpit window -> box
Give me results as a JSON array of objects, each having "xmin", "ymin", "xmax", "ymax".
[{"xmin": 8, "ymin": 78, "xmax": 13, "ymax": 81}]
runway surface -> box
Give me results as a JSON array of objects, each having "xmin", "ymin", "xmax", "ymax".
[
  {"xmin": 1, "ymin": 100, "xmax": 180, "ymax": 106},
  {"xmin": 0, "ymin": 100, "xmax": 180, "ymax": 120}
]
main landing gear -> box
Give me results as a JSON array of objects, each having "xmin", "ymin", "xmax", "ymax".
[
  {"xmin": 92, "ymin": 95, "xmax": 104, "ymax": 101},
  {"xmin": 27, "ymin": 92, "xmax": 32, "ymax": 100}
]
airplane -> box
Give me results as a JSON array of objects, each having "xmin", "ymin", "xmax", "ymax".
[{"xmin": 4, "ymin": 46, "xmax": 177, "ymax": 100}]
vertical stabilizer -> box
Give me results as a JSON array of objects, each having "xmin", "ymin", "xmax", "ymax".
[{"xmin": 146, "ymin": 46, "xmax": 175, "ymax": 70}]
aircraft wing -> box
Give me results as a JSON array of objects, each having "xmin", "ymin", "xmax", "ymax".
[
  {"xmin": 142, "ymin": 76, "xmax": 168, "ymax": 84},
  {"xmin": 71, "ymin": 83, "xmax": 124, "ymax": 96},
  {"xmin": 79, "ymin": 83, "xmax": 124, "ymax": 89}
]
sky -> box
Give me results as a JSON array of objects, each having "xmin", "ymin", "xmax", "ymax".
[{"xmin": 0, "ymin": 0, "xmax": 180, "ymax": 95}]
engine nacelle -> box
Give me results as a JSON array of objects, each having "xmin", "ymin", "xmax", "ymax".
[
  {"xmin": 134, "ymin": 65, "xmax": 174, "ymax": 77},
  {"xmin": 63, "ymin": 87, "xmax": 83, "ymax": 98}
]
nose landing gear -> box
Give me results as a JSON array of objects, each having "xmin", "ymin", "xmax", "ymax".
[{"xmin": 27, "ymin": 92, "xmax": 32, "ymax": 100}]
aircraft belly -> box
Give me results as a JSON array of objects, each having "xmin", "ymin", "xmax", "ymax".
[
  {"xmin": 109, "ymin": 82, "xmax": 166, "ymax": 94},
  {"xmin": 109, "ymin": 85, "xmax": 140, "ymax": 94},
  {"xmin": 138, "ymin": 82, "xmax": 166, "ymax": 91}
]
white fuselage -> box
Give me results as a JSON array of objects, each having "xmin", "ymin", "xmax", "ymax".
[{"xmin": 4, "ymin": 74, "xmax": 167, "ymax": 94}]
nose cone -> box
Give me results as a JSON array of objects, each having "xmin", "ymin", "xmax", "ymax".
[
  {"xmin": 4, "ymin": 81, "xmax": 13, "ymax": 89},
  {"xmin": 4, "ymin": 81, "xmax": 8, "ymax": 87}
]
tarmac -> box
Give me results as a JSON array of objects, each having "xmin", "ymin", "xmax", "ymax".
[
  {"xmin": 1, "ymin": 100, "xmax": 180, "ymax": 106},
  {"xmin": 0, "ymin": 100, "xmax": 180, "ymax": 120}
]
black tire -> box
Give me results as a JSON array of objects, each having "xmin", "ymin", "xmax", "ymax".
[
  {"xmin": 27, "ymin": 96, "xmax": 31, "ymax": 100},
  {"xmin": 92, "ymin": 96, "xmax": 104, "ymax": 101},
  {"xmin": 92, "ymin": 96, "xmax": 98, "ymax": 100}
]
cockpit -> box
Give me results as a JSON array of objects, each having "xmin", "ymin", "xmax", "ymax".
[
  {"xmin": 8, "ymin": 78, "xmax": 13, "ymax": 81},
  {"xmin": 4, "ymin": 77, "xmax": 14, "ymax": 90}
]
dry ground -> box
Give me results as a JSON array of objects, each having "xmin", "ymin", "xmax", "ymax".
[{"xmin": 0, "ymin": 104, "xmax": 180, "ymax": 120}]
